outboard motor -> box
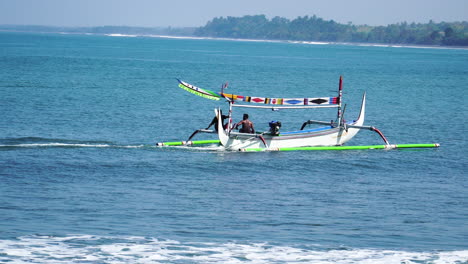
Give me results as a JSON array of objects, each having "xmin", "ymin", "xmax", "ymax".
[{"xmin": 269, "ymin": 121, "xmax": 281, "ymax": 135}]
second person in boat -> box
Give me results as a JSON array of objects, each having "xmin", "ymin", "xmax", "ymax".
[{"xmin": 235, "ymin": 113, "xmax": 255, "ymax": 134}]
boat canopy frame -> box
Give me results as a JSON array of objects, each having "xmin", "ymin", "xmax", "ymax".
[{"xmin": 221, "ymin": 76, "xmax": 345, "ymax": 136}]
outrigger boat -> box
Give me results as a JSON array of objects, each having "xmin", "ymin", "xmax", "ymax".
[{"xmin": 157, "ymin": 77, "xmax": 439, "ymax": 151}]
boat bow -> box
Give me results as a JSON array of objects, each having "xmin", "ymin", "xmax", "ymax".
[{"xmin": 216, "ymin": 108, "xmax": 229, "ymax": 146}]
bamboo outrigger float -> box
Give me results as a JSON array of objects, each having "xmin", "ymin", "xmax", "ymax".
[{"xmin": 156, "ymin": 77, "xmax": 439, "ymax": 151}]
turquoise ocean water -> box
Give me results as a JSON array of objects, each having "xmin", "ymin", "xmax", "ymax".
[{"xmin": 0, "ymin": 32, "xmax": 467, "ymax": 263}]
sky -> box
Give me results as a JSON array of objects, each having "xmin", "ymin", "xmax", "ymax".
[{"xmin": 0, "ymin": 0, "xmax": 467, "ymax": 28}]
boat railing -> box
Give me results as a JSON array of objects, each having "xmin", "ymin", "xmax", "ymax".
[{"xmin": 231, "ymin": 104, "xmax": 339, "ymax": 110}]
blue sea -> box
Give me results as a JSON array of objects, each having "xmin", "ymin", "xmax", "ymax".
[{"xmin": 0, "ymin": 32, "xmax": 467, "ymax": 263}]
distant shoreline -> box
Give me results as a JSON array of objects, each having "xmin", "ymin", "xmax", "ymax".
[
  {"xmin": 150, "ymin": 34, "xmax": 468, "ymax": 50},
  {"xmin": 1, "ymin": 28, "xmax": 467, "ymax": 51},
  {"xmin": 2, "ymin": 14, "xmax": 468, "ymax": 48}
]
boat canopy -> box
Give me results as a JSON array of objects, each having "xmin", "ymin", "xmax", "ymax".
[{"xmin": 178, "ymin": 80, "xmax": 340, "ymax": 107}]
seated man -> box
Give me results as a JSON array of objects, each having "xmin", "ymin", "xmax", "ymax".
[{"xmin": 235, "ymin": 114, "xmax": 255, "ymax": 134}]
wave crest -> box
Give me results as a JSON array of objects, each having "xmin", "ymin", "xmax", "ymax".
[{"xmin": 0, "ymin": 235, "xmax": 466, "ymax": 264}]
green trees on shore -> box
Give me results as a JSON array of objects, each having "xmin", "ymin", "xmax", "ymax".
[
  {"xmin": 194, "ymin": 15, "xmax": 468, "ymax": 46},
  {"xmin": 2, "ymin": 15, "xmax": 466, "ymax": 46}
]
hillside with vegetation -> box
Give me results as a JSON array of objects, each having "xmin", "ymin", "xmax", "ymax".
[
  {"xmin": 194, "ymin": 15, "xmax": 468, "ymax": 46},
  {"xmin": 2, "ymin": 15, "xmax": 467, "ymax": 46}
]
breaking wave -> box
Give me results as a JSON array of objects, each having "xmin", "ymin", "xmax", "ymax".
[{"xmin": 0, "ymin": 235, "xmax": 466, "ymax": 264}]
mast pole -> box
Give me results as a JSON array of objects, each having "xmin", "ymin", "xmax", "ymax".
[
  {"xmin": 220, "ymin": 81, "xmax": 234, "ymax": 134},
  {"xmin": 227, "ymin": 100, "xmax": 233, "ymax": 134},
  {"xmin": 337, "ymin": 76, "xmax": 343, "ymax": 127}
]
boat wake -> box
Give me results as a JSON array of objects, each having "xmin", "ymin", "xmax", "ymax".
[
  {"xmin": 0, "ymin": 137, "xmax": 146, "ymax": 150},
  {"xmin": 0, "ymin": 235, "xmax": 466, "ymax": 264},
  {"xmin": 0, "ymin": 137, "xmax": 226, "ymax": 152}
]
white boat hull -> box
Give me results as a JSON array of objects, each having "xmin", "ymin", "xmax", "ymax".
[{"xmin": 218, "ymin": 93, "xmax": 366, "ymax": 150}]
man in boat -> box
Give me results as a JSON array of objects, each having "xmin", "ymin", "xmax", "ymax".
[
  {"xmin": 206, "ymin": 110, "xmax": 229, "ymax": 131},
  {"xmin": 235, "ymin": 113, "xmax": 255, "ymax": 134}
]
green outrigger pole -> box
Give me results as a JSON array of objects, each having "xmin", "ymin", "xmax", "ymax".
[
  {"xmin": 156, "ymin": 140, "xmax": 440, "ymax": 151},
  {"xmin": 240, "ymin": 143, "xmax": 440, "ymax": 152},
  {"xmin": 156, "ymin": 139, "xmax": 220, "ymax": 146}
]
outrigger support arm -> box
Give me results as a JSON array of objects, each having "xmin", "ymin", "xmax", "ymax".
[
  {"xmin": 346, "ymin": 124, "xmax": 390, "ymax": 145},
  {"xmin": 186, "ymin": 129, "xmax": 216, "ymax": 142},
  {"xmin": 258, "ymin": 134, "xmax": 268, "ymax": 148},
  {"xmin": 299, "ymin": 120, "xmax": 390, "ymax": 145}
]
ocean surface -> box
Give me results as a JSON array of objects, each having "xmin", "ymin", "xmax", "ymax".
[{"xmin": 0, "ymin": 32, "xmax": 467, "ymax": 263}]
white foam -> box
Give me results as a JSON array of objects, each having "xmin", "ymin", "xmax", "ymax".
[
  {"xmin": 18, "ymin": 143, "xmax": 111, "ymax": 147},
  {"xmin": 107, "ymin": 33, "xmax": 137, "ymax": 37},
  {"xmin": 0, "ymin": 235, "xmax": 466, "ymax": 263},
  {"xmin": 0, "ymin": 143, "xmax": 146, "ymax": 148},
  {"xmin": 137, "ymin": 34, "xmax": 468, "ymax": 50},
  {"xmin": 288, "ymin": 40, "xmax": 330, "ymax": 45}
]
